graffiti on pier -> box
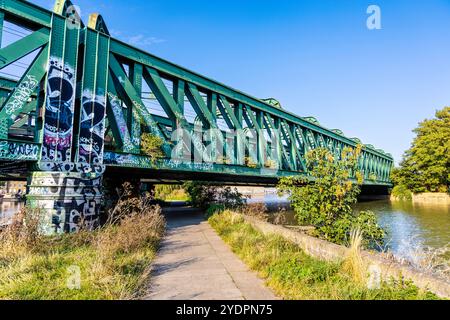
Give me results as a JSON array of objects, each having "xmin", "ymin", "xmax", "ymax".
[
  {"xmin": 78, "ymin": 90, "xmax": 107, "ymax": 167},
  {"xmin": 0, "ymin": 140, "xmax": 39, "ymax": 161},
  {"xmin": 41, "ymin": 57, "xmax": 76, "ymax": 168},
  {"xmin": 28, "ymin": 173, "xmax": 103, "ymax": 234},
  {"xmin": 54, "ymin": 174, "xmax": 102, "ymax": 233}
]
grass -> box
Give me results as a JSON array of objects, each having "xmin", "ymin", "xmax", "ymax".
[
  {"xmin": 163, "ymin": 189, "xmax": 189, "ymax": 202},
  {"xmin": 209, "ymin": 210, "xmax": 439, "ymax": 300},
  {"xmin": 0, "ymin": 202, "xmax": 165, "ymax": 300}
]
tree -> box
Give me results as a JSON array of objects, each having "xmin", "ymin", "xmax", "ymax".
[
  {"xmin": 392, "ymin": 107, "xmax": 450, "ymax": 193},
  {"xmin": 278, "ymin": 146, "xmax": 385, "ymax": 247}
]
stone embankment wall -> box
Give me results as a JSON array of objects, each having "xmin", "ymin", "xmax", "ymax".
[
  {"xmin": 243, "ymin": 216, "xmax": 450, "ymax": 299},
  {"xmin": 391, "ymin": 192, "xmax": 450, "ymax": 205}
]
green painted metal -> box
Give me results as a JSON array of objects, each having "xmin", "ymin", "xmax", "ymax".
[
  {"xmin": 0, "ymin": 45, "xmax": 48, "ymax": 139},
  {"xmin": 0, "ymin": 0, "xmax": 394, "ymax": 186}
]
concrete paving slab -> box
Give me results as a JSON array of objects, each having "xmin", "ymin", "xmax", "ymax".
[{"xmin": 144, "ymin": 208, "xmax": 278, "ymax": 300}]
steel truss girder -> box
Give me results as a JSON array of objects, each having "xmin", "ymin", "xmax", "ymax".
[{"xmin": 0, "ymin": 0, "xmax": 394, "ymax": 186}]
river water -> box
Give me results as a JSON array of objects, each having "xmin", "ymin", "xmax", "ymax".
[
  {"xmin": 251, "ymin": 195, "xmax": 450, "ymax": 258},
  {"xmin": 0, "ymin": 201, "xmax": 23, "ymax": 225}
]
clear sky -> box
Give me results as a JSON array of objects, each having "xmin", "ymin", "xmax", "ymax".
[{"xmin": 32, "ymin": 0, "xmax": 450, "ymax": 164}]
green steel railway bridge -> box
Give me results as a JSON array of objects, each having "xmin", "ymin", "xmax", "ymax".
[{"xmin": 0, "ymin": 0, "xmax": 393, "ymax": 233}]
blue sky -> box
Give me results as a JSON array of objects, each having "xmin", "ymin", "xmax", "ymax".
[{"xmin": 33, "ymin": 0, "xmax": 450, "ymax": 164}]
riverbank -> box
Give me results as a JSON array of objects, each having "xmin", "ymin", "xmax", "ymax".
[
  {"xmin": 0, "ymin": 206, "xmax": 165, "ymax": 300},
  {"xmin": 391, "ymin": 193, "xmax": 450, "ymax": 205},
  {"xmin": 209, "ymin": 210, "xmax": 442, "ymax": 300}
]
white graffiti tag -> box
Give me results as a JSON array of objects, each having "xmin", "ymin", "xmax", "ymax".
[{"xmin": 5, "ymin": 75, "xmax": 39, "ymax": 115}]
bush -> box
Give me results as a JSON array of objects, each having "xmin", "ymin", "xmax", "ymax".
[
  {"xmin": 278, "ymin": 147, "xmax": 385, "ymax": 247},
  {"xmin": 391, "ymin": 185, "xmax": 413, "ymax": 201},
  {"xmin": 183, "ymin": 181, "xmax": 246, "ymax": 210}
]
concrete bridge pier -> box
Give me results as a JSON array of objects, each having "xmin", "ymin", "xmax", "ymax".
[{"xmin": 26, "ymin": 171, "xmax": 104, "ymax": 235}]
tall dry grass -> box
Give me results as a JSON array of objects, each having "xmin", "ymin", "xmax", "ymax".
[
  {"xmin": 0, "ymin": 188, "xmax": 166, "ymax": 300},
  {"xmin": 0, "ymin": 207, "xmax": 44, "ymax": 261},
  {"xmin": 342, "ymin": 229, "xmax": 367, "ymax": 285}
]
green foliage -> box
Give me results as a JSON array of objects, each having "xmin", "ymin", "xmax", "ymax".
[
  {"xmin": 278, "ymin": 147, "xmax": 385, "ymax": 247},
  {"xmin": 140, "ymin": 133, "xmax": 164, "ymax": 162},
  {"xmin": 264, "ymin": 159, "xmax": 277, "ymax": 169},
  {"xmin": 244, "ymin": 156, "xmax": 258, "ymax": 168},
  {"xmin": 391, "ymin": 185, "xmax": 413, "ymax": 201},
  {"xmin": 183, "ymin": 181, "xmax": 246, "ymax": 210},
  {"xmin": 205, "ymin": 204, "xmax": 227, "ymax": 219},
  {"xmin": 154, "ymin": 185, "xmax": 188, "ymax": 201},
  {"xmin": 208, "ymin": 211, "xmax": 437, "ymax": 300},
  {"xmin": 392, "ymin": 107, "xmax": 450, "ymax": 193},
  {"xmin": 183, "ymin": 182, "xmax": 218, "ymax": 209}
]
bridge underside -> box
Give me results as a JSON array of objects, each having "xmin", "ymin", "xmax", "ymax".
[{"xmin": 0, "ymin": 0, "xmax": 394, "ymax": 233}]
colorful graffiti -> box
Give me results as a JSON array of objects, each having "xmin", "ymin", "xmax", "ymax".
[
  {"xmin": 78, "ymin": 90, "xmax": 107, "ymax": 166},
  {"xmin": 41, "ymin": 57, "xmax": 76, "ymax": 167},
  {"xmin": 0, "ymin": 140, "xmax": 40, "ymax": 161}
]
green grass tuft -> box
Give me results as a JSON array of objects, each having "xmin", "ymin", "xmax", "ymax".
[{"xmin": 209, "ymin": 210, "xmax": 439, "ymax": 300}]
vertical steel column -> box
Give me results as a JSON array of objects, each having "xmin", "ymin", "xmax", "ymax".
[
  {"xmin": 39, "ymin": 14, "xmax": 80, "ymax": 170},
  {"xmin": 234, "ymin": 103, "xmax": 244, "ymax": 165},
  {"xmin": 129, "ymin": 63, "xmax": 142, "ymax": 154},
  {"xmin": 76, "ymin": 28, "xmax": 109, "ymax": 168}
]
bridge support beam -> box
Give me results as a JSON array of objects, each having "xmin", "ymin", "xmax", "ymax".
[{"xmin": 26, "ymin": 172, "xmax": 103, "ymax": 235}]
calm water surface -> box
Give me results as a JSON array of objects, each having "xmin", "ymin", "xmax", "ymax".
[
  {"xmin": 252, "ymin": 195, "xmax": 450, "ymax": 256},
  {"xmin": 0, "ymin": 202, "xmax": 23, "ymax": 225}
]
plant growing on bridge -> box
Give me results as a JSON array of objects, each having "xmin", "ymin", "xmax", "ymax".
[
  {"xmin": 264, "ymin": 159, "xmax": 278, "ymax": 169},
  {"xmin": 244, "ymin": 156, "xmax": 258, "ymax": 169},
  {"xmin": 278, "ymin": 146, "xmax": 385, "ymax": 247},
  {"xmin": 140, "ymin": 133, "xmax": 164, "ymax": 163}
]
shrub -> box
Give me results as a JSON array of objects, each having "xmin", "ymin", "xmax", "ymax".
[
  {"xmin": 0, "ymin": 207, "xmax": 44, "ymax": 259},
  {"xmin": 278, "ymin": 146, "xmax": 385, "ymax": 247},
  {"xmin": 183, "ymin": 181, "xmax": 218, "ymax": 209},
  {"xmin": 264, "ymin": 159, "xmax": 277, "ymax": 169},
  {"xmin": 183, "ymin": 181, "xmax": 246, "ymax": 210},
  {"xmin": 244, "ymin": 156, "xmax": 258, "ymax": 168},
  {"xmin": 391, "ymin": 185, "xmax": 413, "ymax": 201}
]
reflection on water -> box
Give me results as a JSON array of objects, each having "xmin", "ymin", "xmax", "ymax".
[
  {"xmin": 356, "ymin": 200, "xmax": 450, "ymax": 253},
  {"xmin": 0, "ymin": 201, "xmax": 23, "ymax": 225},
  {"xmin": 252, "ymin": 194, "xmax": 450, "ymax": 255}
]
